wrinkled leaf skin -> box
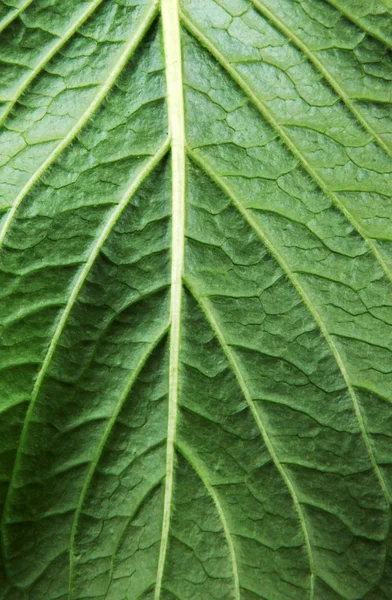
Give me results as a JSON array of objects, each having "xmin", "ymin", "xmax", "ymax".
[{"xmin": 0, "ymin": 1, "xmax": 392, "ymax": 599}]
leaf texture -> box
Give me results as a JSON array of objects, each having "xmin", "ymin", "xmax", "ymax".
[{"xmin": 0, "ymin": 1, "xmax": 392, "ymax": 599}]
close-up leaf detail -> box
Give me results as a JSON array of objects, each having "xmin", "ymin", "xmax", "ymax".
[{"xmin": 0, "ymin": 1, "xmax": 392, "ymax": 599}]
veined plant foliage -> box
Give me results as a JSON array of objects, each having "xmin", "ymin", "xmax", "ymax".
[{"xmin": 0, "ymin": 0, "xmax": 392, "ymax": 599}]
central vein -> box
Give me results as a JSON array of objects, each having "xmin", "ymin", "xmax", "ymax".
[{"xmin": 155, "ymin": 0, "xmax": 185, "ymax": 596}]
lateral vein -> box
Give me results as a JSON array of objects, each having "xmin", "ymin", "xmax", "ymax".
[
  {"xmin": 250, "ymin": 0, "xmax": 392, "ymax": 158},
  {"xmin": 184, "ymin": 276, "xmax": 315, "ymax": 600},
  {"xmin": 0, "ymin": 0, "xmax": 33, "ymax": 35},
  {"xmin": 176, "ymin": 442, "xmax": 241, "ymax": 600},
  {"xmin": 187, "ymin": 147, "xmax": 391, "ymax": 510},
  {"xmin": 1, "ymin": 139, "xmax": 170, "ymax": 537},
  {"xmin": 155, "ymin": 0, "xmax": 186, "ymax": 597},
  {"xmin": 0, "ymin": 0, "xmax": 159, "ymax": 251},
  {"xmin": 0, "ymin": 0, "xmax": 104, "ymax": 125},
  {"xmin": 180, "ymin": 13, "xmax": 392, "ymax": 287},
  {"xmin": 325, "ymin": 0, "xmax": 392, "ymax": 50},
  {"xmin": 68, "ymin": 326, "xmax": 169, "ymax": 599}
]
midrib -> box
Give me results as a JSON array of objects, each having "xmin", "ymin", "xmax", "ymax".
[{"xmin": 155, "ymin": 0, "xmax": 185, "ymax": 597}]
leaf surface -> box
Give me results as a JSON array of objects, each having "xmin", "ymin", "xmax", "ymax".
[{"xmin": 0, "ymin": 1, "xmax": 392, "ymax": 599}]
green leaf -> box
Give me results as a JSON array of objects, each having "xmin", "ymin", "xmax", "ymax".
[{"xmin": 0, "ymin": 1, "xmax": 392, "ymax": 598}]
